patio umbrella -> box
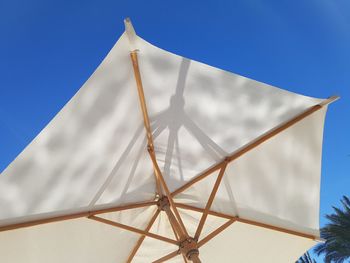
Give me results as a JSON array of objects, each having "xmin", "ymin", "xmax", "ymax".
[{"xmin": 0, "ymin": 18, "xmax": 338, "ymax": 263}]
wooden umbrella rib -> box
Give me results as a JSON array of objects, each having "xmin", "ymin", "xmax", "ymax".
[
  {"xmin": 130, "ymin": 51, "xmax": 154, "ymax": 148},
  {"xmin": 171, "ymin": 95, "xmax": 339, "ymax": 197},
  {"xmin": 0, "ymin": 200, "xmax": 157, "ymax": 232},
  {"xmin": 92, "ymin": 201, "xmax": 157, "ymax": 215},
  {"xmin": 175, "ymin": 203, "xmax": 317, "ymax": 240},
  {"xmin": 197, "ymin": 218, "xmax": 236, "ymax": 248},
  {"xmin": 194, "ymin": 163, "xmax": 227, "ymax": 240},
  {"xmin": 171, "ymin": 163, "xmax": 222, "ymax": 197},
  {"xmin": 236, "ymin": 217, "xmax": 316, "ymax": 240},
  {"xmin": 148, "ymin": 149, "xmax": 189, "ymax": 238},
  {"xmin": 89, "ymin": 215, "xmax": 178, "ymax": 245},
  {"xmin": 130, "ymin": 50, "xmax": 189, "ymax": 239},
  {"xmin": 126, "ymin": 209, "xmax": 161, "ymax": 263},
  {"xmin": 130, "ymin": 51, "xmax": 162, "ymax": 196}
]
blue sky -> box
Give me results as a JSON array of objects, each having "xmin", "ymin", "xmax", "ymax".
[{"xmin": 0, "ymin": 0, "xmax": 349, "ymax": 261}]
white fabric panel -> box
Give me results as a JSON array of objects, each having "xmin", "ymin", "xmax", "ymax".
[
  {"xmin": 132, "ymin": 211, "xmax": 179, "ymax": 262},
  {"xmin": 0, "ymin": 33, "xmax": 155, "ymax": 226},
  {"xmin": 0, "ymin": 217, "xmax": 139, "ymax": 263},
  {"xmin": 149, "ymin": 209, "xmax": 177, "ymax": 239},
  {"xmin": 133, "ymin": 237, "xmax": 180, "ymax": 263},
  {"xmin": 0, "ymin": 205, "xmax": 157, "ymax": 263},
  {"xmin": 176, "ymin": 107, "xmax": 327, "ymax": 236},
  {"xmin": 0, "ymin": 28, "xmax": 328, "ymax": 262},
  {"xmin": 199, "ymin": 221, "xmax": 316, "ymax": 263},
  {"xmin": 135, "ymin": 36, "xmax": 323, "ymax": 194},
  {"xmin": 132, "ymin": 207, "xmax": 312, "ymax": 262},
  {"xmin": 0, "ymin": 32, "xmax": 324, "ymax": 227}
]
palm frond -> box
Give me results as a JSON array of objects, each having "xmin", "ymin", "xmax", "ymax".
[
  {"xmin": 296, "ymin": 252, "xmax": 316, "ymax": 263},
  {"xmin": 315, "ymin": 196, "xmax": 350, "ymax": 262}
]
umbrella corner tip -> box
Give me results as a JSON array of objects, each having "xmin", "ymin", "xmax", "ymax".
[
  {"xmin": 124, "ymin": 17, "xmax": 131, "ymax": 24},
  {"xmin": 124, "ymin": 17, "xmax": 137, "ymax": 50},
  {"xmin": 124, "ymin": 17, "xmax": 136, "ymax": 35},
  {"xmin": 327, "ymin": 95, "xmax": 341, "ymax": 104},
  {"xmin": 332, "ymin": 95, "xmax": 340, "ymax": 101}
]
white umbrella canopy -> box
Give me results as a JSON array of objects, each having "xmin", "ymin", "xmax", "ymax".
[{"xmin": 0, "ymin": 19, "xmax": 338, "ymax": 263}]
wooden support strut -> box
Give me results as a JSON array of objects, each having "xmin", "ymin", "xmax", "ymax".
[
  {"xmin": 194, "ymin": 162, "xmax": 228, "ymax": 240},
  {"xmin": 197, "ymin": 218, "xmax": 237, "ymax": 248},
  {"xmin": 153, "ymin": 250, "xmax": 180, "ymax": 263}
]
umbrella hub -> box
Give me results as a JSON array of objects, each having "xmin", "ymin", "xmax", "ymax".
[
  {"xmin": 179, "ymin": 238, "xmax": 199, "ymax": 261},
  {"xmin": 157, "ymin": 196, "xmax": 170, "ymax": 211}
]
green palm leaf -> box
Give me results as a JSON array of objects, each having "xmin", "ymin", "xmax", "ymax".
[
  {"xmin": 315, "ymin": 195, "xmax": 350, "ymax": 263},
  {"xmin": 296, "ymin": 252, "xmax": 316, "ymax": 263}
]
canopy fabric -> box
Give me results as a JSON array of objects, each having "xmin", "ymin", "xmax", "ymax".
[
  {"xmin": 0, "ymin": 21, "xmax": 333, "ymax": 262},
  {"xmin": 175, "ymin": 106, "xmax": 326, "ymax": 236}
]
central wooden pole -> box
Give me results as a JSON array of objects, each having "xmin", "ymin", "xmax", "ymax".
[
  {"xmin": 190, "ymin": 254, "xmax": 202, "ymax": 263},
  {"xmin": 157, "ymin": 196, "xmax": 187, "ymax": 240},
  {"xmin": 157, "ymin": 197, "xmax": 201, "ymax": 262}
]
